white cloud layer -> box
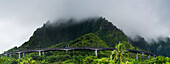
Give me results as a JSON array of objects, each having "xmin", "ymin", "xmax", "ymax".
[{"xmin": 0, "ymin": 0, "xmax": 170, "ymax": 53}]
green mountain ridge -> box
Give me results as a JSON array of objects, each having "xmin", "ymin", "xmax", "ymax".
[
  {"xmin": 129, "ymin": 36, "xmax": 170, "ymax": 57},
  {"xmin": 7, "ymin": 17, "xmax": 127, "ymax": 52},
  {"xmin": 8, "ymin": 17, "xmax": 166, "ymax": 57},
  {"xmin": 3, "ymin": 17, "xmax": 170, "ymax": 64}
]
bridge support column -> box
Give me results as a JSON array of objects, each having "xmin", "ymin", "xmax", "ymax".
[
  {"xmin": 9, "ymin": 54, "xmax": 12, "ymax": 56},
  {"xmin": 141, "ymin": 53, "xmax": 144, "ymax": 57},
  {"xmin": 95, "ymin": 50, "xmax": 98, "ymax": 57},
  {"xmin": 42, "ymin": 51, "xmax": 44, "ymax": 55},
  {"xmin": 18, "ymin": 52, "xmax": 21, "ymax": 58},
  {"xmin": 4, "ymin": 54, "xmax": 7, "ymax": 56},
  {"xmin": 154, "ymin": 55, "xmax": 156, "ymax": 58},
  {"xmin": 39, "ymin": 51, "xmax": 41, "ymax": 56},
  {"xmin": 148, "ymin": 55, "xmax": 150, "ymax": 59},
  {"xmin": 136, "ymin": 53, "xmax": 138, "ymax": 60},
  {"xmin": 66, "ymin": 49, "xmax": 68, "ymax": 54},
  {"xmin": 23, "ymin": 53, "xmax": 25, "ymax": 57}
]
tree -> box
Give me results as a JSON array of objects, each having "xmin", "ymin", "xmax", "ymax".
[
  {"xmin": 0, "ymin": 57, "xmax": 6, "ymax": 64},
  {"xmin": 19, "ymin": 57, "xmax": 36, "ymax": 64},
  {"xmin": 110, "ymin": 42, "xmax": 129, "ymax": 64}
]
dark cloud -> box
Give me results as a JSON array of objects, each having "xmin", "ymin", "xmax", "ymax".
[{"xmin": 0, "ymin": 0, "xmax": 170, "ymax": 53}]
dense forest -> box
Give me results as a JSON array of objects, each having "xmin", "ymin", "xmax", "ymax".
[
  {"xmin": 1, "ymin": 17, "xmax": 170, "ymax": 64},
  {"xmin": 129, "ymin": 36, "xmax": 170, "ymax": 56},
  {"xmin": 7, "ymin": 17, "xmax": 127, "ymax": 52}
]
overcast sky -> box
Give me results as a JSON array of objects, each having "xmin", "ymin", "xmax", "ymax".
[{"xmin": 0, "ymin": 0, "xmax": 170, "ymax": 53}]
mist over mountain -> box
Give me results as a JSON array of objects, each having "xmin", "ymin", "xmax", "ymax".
[
  {"xmin": 1, "ymin": 0, "xmax": 170, "ymax": 64},
  {"xmin": 129, "ymin": 36, "xmax": 170, "ymax": 57},
  {"xmin": 4, "ymin": 17, "xmax": 170, "ymax": 57},
  {"xmin": 1, "ymin": 0, "xmax": 170, "ymax": 53},
  {"xmin": 15, "ymin": 17, "xmax": 127, "ymax": 50}
]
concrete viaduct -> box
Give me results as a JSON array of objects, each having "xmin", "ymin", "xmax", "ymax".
[{"xmin": 3, "ymin": 47, "xmax": 157, "ymax": 60}]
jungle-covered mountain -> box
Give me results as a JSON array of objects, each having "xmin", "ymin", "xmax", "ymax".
[
  {"xmin": 13, "ymin": 17, "xmax": 127, "ymax": 51},
  {"xmin": 7, "ymin": 17, "xmax": 170, "ymax": 57},
  {"xmin": 3, "ymin": 17, "xmax": 170, "ymax": 64},
  {"xmin": 129, "ymin": 36, "xmax": 170, "ymax": 57}
]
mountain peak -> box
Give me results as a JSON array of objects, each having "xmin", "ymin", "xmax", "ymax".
[{"xmin": 12, "ymin": 17, "xmax": 127, "ymax": 51}]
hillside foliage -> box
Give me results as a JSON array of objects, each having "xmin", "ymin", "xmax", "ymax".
[
  {"xmin": 7, "ymin": 17, "xmax": 127, "ymax": 52},
  {"xmin": 129, "ymin": 36, "xmax": 170, "ymax": 57},
  {"xmin": 1, "ymin": 42, "xmax": 170, "ymax": 64},
  {"xmin": 3, "ymin": 17, "xmax": 170, "ymax": 63}
]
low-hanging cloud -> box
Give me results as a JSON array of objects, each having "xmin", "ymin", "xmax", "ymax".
[{"xmin": 0, "ymin": 0, "xmax": 170, "ymax": 53}]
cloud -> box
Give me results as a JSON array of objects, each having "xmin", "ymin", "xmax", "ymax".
[
  {"xmin": 101, "ymin": 0, "xmax": 170, "ymax": 41},
  {"xmin": 0, "ymin": 0, "xmax": 170, "ymax": 53}
]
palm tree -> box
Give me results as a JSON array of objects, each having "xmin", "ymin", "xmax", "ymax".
[{"xmin": 110, "ymin": 41, "xmax": 129, "ymax": 64}]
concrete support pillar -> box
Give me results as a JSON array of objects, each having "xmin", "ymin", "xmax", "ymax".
[
  {"xmin": 141, "ymin": 53, "xmax": 144, "ymax": 57},
  {"xmin": 95, "ymin": 50, "xmax": 98, "ymax": 57},
  {"xmin": 42, "ymin": 51, "xmax": 44, "ymax": 55},
  {"xmin": 136, "ymin": 53, "xmax": 138, "ymax": 60},
  {"xmin": 39, "ymin": 51, "xmax": 41, "ymax": 56},
  {"xmin": 18, "ymin": 52, "xmax": 21, "ymax": 58},
  {"xmin": 148, "ymin": 55, "xmax": 150, "ymax": 59},
  {"xmin": 65, "ymin": 49, "xmax": 68, "ymax": 54},
  {"xmin": 23, "ymin": 53, "xmax": 25, "ymax": 57},
  {"xmin": 4, "ymin": 54, "xmax": 8, "ymax": 56},
  {"xmin": 9, "ymin": 54, "xmax": 12, "ymax": 56},
  {"xmin": 154, "ymin": 55, "xmax": 156, "ymax": 58}
]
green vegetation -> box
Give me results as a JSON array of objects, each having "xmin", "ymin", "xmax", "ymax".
[
  {"xmin": 1, "ymin": 42, "xmax": 170, "ymax": 64},
  {"xmin": 110, "ymin": 42, "xmax": 128, "ymax": 64},
  {"xmin": 51, "ymin": 33, "xmax": 108, "ymax": 48},
  {"xmin": 2, "ymin": 17, "xmax": 170, "ymax": 63},
  {"xmin": 6, "ymin": 17, "xmax": 127, "ymax": 52},
  {"xmin": 129, "ymin": 36, "xmax": 170, "ymax": 57}
]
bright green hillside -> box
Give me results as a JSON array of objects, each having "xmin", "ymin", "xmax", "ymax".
[{"xmin": 51, "ymin": 33, "xmax": 108, "ymax": 48}]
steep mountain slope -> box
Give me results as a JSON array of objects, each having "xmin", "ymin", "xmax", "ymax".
[
  {"xmin": 50, "ymin": 33, "xmax": 108, "ymax": 48},
  {"xmin": 15, "ymin": 17, "xmax": 127, "ymax": 50},
  {"xmin": 129, "ymin": 36, "xmax": 170, "ymax": 57}
]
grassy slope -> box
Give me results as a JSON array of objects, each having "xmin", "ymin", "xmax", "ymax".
[{"xmin": 50, "ymin": 33, "xmax": 108, "ymax": 48}]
